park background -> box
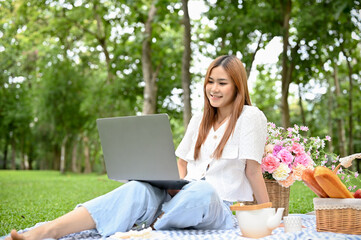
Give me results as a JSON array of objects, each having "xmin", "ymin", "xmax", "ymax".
[{"xmin": 1, "ymin": 0, "xmax": 360, "ymax": 173}]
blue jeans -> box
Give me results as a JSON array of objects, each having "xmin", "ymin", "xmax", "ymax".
[{"xmin": 78, "ymin": 180, "xmax": 234, "ymax": 237}]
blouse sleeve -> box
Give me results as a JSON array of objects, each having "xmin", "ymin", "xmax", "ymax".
[
  {"xmin": 175, "ymin": 113, "xmax": 201, "ymax": 161},
  {"xmin": 238, "ymin": 107, "xmax": 267, "ymax": 164}
]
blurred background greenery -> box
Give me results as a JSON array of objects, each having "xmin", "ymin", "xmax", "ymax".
[{"xmin": 0, "ymin": 0, "xmax": 360, "ymax": 173}]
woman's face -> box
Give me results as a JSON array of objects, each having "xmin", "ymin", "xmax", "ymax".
[{"xmin": 206, "ymin": 66, "xmax": 236, "ymax": 113}]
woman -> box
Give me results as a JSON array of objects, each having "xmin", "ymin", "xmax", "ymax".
[{"xmin": 7, "ymin": 55, "xmax": 269, "ymax": 240}]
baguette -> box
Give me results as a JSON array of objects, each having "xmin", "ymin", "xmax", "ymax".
[
  {"xmin": 301, "ymin": 168, "xmax": 329, "ymax": 198},
  {"xmin": 314, "ymin": 166, "xmax": 354, "ymax": 198}
]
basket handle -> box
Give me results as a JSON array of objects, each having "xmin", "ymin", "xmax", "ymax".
[{"xmin": 333, "ymin": 153, "xmax": 361, "ymax": 173}]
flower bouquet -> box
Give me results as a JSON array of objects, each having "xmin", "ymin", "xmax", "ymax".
[{"xmin": 261, "ymin": 122, "xmax": 332, "ymax": 188}]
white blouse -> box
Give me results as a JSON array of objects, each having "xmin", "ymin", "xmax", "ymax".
[{"xmin": 175, "ymin": 105, "xmax": 267, "ymax": 202}]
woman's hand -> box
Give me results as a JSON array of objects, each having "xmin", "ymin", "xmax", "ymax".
[{"xmin": 167, "ymin": 189, "xmax": 180, "ymax": 197}]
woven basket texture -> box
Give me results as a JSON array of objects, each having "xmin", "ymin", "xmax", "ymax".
[
  {"xmin": 314, "ymin": 198, "xmax": 361, "ymax": 235},
  {"xmin": 316, "ymin": 208, "xmax": 361, "ymax": 234},
  {"xmin": 264, "ymin": 179, "xmax": 290, "ymax": 217}
]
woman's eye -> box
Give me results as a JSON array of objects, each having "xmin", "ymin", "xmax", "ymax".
[{"xmin": 219, "ymin": 82, "xmax": 227, "ymax": 86}]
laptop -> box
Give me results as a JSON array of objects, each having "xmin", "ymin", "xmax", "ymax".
[{"xmin": 96, "ymin": 114, "xmax": 190, "ymax": 189}]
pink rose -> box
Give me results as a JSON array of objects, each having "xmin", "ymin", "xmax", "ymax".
[
  {"xmin": 291, "ymin": 142, "xmax": 304, "ymax": 156},
  {"xmin": 277, "ymin": 149, "xmax": 293, "ymax": 165},
  {"xmin": 262, "ymin": 154, "xmax": 280, "ymax": 173},
  {"xmin": 294, "ymin": 153, "xmax": 312, "ymax": 167},
  {"xmin": 273, "ymin": 145, "xmax": 283, "ymax": 155}
]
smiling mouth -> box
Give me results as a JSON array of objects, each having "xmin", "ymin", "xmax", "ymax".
[{"xmin": 210, "ymin": 93, "xmax": 222, "ymax": 98}]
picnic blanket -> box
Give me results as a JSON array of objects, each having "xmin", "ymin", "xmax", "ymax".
[{"xmin": 2, "ymin": 214, "xmax": 361, "ymax": 240}]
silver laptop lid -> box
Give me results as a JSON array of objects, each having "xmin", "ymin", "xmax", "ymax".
[{"xmin": 96, "ymin": 114, "xmax": 180, "ymax": 182}]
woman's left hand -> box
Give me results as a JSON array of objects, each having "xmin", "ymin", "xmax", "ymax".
[{"xmin": 167, "ymin": 189, "xmax": 180, "ymax": 197}]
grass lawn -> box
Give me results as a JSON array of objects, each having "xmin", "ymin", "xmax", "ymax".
[
  {"xmin": 0, "ymin": 170, "xmax": 122, "ymax": 236},
  {"xmin": 0, "ymin": 170, "xmax": 316, "ymax": 236}
]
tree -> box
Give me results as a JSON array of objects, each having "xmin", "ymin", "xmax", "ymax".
[
  {"xmin": 181, "ymin": 0, "xmax": 192, "ymax": 128},
  {"xmin": 202, "ymin": 0, "xmax": 281, "ymax": 76},
  {"xmin": 202, "ymin": 0, "xmax": 294, "ymax": 127},
  {"xmin": 142, "ymin": 1, "xmax": 160, "ymax": 114},
  {"xmin": 279, "ymin": 0, "xmax": 292, "ymax": 128},
  {"xmin": 1, "ymin": 0, "xmax": 187, "ymax": 171}
]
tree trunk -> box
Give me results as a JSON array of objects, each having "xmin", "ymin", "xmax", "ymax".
[
  {"xmin": 20, "ymin": 136, "xmax": 29, "ymax": 170},
  {"xmin": 60, "ymin": 135, "xmax": 68, "ymax": 174},
  {"xmin": 91, "ymin": 142, "xmax": 105, "ymax": 173},
  {"xmin": 342, "ymin": 49, "xmax": 354, "ymax": 155},
  {"xmin": 280, "ymin": 0, "xmax": 292, "ymax": 129},
  {"xmin": 11, "ymin": 138, "xmax": 16, "ymax": 170},
  {"xmin": 2, "ymin": 133, "xmax": 9, "ymax": 169},
  {"xmin": 54, "ymin": 146, "xmax": 60, "ymax": 170},
  {"xmin": 327, "ymin": 77, "xmax": 334, "ymax": 153},
  {"xmin": 71, "ymin": 138, "xmax": 79, "ymax": 173},
  {"xmin": 298, "ymin": 83, "xmax": 306, "ymax": 126},
  {"xmin": 181, "ymin": 0, "xmax": 192, "ymax": 128},
  {"xmin": 83, "ymin": 136, "xmax": 92, "ymax": 173},
  {"xmin": 28, "ymin": 144, "xmax": 34, "ymax": 170},
  {"xmin": 333, "ymin": 63, "xmax": 347, "ymax": 157},
  {"xmin": 23, "ymin": 154, "xmax": 29, "ymax": 170},
  {"xmin": 142, "ymin": 2, "xmax": 158, "ymax": 115}
]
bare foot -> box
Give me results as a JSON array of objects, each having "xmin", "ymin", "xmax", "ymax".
[
  {"xmin": 6, "ymin": 228, "xmax": 49, "ymax": 240},
  {"xmin": 5, "ymin": 207, "xmax": 95, "ymax": 240},
  {"xmin": 4, "ymin": 230, "xmax": 24, "ymax": 240}
]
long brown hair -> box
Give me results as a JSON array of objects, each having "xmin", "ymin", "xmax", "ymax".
[{"xmin": 194, "ymin": 55, "xmax": 251, "ymax": 160}]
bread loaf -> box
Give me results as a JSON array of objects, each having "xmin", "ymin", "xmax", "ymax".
[
  {"xmin": 301, "ymin": 168, "xmax": 329, "ymax": 198},
  {"xmin": 314, "ymin": 166, "xmax": 354, "ymax": 198}
]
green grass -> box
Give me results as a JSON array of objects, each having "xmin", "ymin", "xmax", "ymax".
[
  {"xmin": 0, "ymin": 170, "xmax": 316, "ymax": 236},
  {"xmin": 0, "ymin": 170, "xmax": 122, "ymax": 236},
  {"xmin": 289, "ymin": 180, "xmax": 316, "ymax": 214}
]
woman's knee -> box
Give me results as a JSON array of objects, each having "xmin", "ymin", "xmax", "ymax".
[
  {"xmin": 121, "ymin": 181, "xmax": 167, "ymax": 204},
  {"xmin": 183, "ymin": 181, "xmax": 218, "ymax": 202},
  {"xmin": 120, "ymin": 181, "xmax": 153, "ymax": 197}
]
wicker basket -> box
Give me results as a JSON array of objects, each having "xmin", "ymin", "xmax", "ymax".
[
  {"xmin": 239, "ymin": 179, "xmax": 290, "ymax": 216},
  {"xmin": 314, "ymin": 198, "xmax": 361, "ymax": 235},
  {"xmin": 265, "ymin": 179, "xmax": 290, "ymax": 217}
]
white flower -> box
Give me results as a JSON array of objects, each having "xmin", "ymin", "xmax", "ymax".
[
  {"xmin": 321, "ymin": 140, "xmax": 325, "ymax": 149},
  {"xmin": 272, "ymin": 163, "xmax": 291, "ymax": 181}
]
